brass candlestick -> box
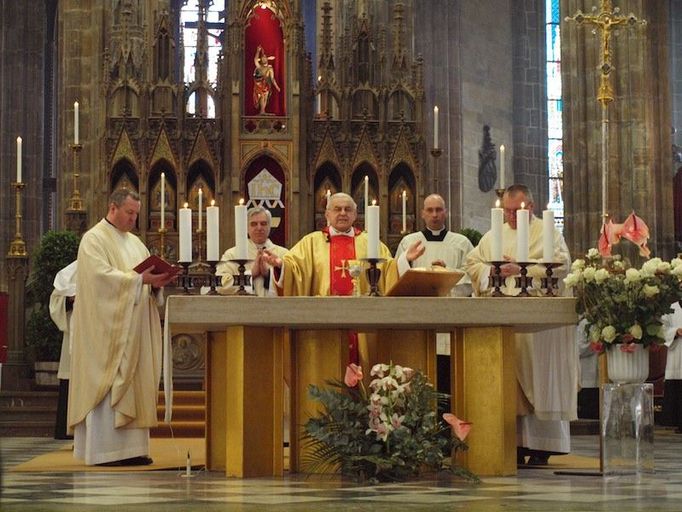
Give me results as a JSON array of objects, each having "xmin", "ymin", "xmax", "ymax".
[
  {"xmin": 177, "ymin": 262, "xmax": 193, "ymax": 294},
  {"xmin": 361, "ymin": 257, "xmax": 386, "ymax": 296},
  {"xmin": 495, "ymin": 188, "xmax": 506, "ymax": 200},
  {"xmin": 8, "ymin": 182, "xmax": 27, "ymax": 257},
  {"xmin": 430, "ymin": 147, "xmax": 443, "ymax": 195},
  {"xmin": 195, "ymin": 228, "xmax": 204, "ymax": 263},
  {"xmin": 67, "ymin": 143, "xmax": 84, "ymax": 211},
  {"xmin": 158, "ymin": 227, "xmax": 166, "ymax": 259}
]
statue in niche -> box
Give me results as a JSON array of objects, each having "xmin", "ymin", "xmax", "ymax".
[
  {"xmin": 478, "ymin": 125, "xmax": 497, "ymax": 193},
  {"xmin": 253, "ymin": 45, "xmax": 281, "ymax": 115}
]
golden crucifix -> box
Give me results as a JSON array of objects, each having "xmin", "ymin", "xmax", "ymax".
[{"xmin": 565, "ymin": 0, "xmax": 646, "ymax": 219}]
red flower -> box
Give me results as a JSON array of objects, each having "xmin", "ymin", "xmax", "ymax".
[
  {"xmin": 621, "ymin": 212, "xmax": 651, "ymax": 258},
  {"xmin": 344, "ymin": 363, "xmax": 363, "ymax": 387},
  {"xmin": 619, "ymin": 342, "xmax": 637, "ymax": 353},
  {"xmin": 443, "ymin": 413, "xmax": 472, "ymax": 441},
  {"xmin": 590, "ymin": 341, "xmax": 604, "ymax": 353}
]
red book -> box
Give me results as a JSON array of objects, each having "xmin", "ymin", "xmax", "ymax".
[{"xmin": 133, "ymin": 255, "xmax": 182, "ymax": 276}]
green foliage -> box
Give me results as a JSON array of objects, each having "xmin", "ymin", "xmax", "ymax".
[
  {"xmin": 458, "ymin": 227, "xmax": 482, "ymax": 247},
  {"xmin": 25, "ymin": 230, "xmax": 79, "ymax": 362},
  {"xmin": 302, "ymin": 363, "xmax": 472, "ymax": 483}
]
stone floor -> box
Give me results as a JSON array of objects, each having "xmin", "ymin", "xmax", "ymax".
[{"xmin": 3, "ymin": 430, "xmax": 682, "ymax": 511}]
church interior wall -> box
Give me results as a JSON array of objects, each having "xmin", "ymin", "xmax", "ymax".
[{"xmin": 671, "ymin": 0, "xmax": 682, "ymax": 165}]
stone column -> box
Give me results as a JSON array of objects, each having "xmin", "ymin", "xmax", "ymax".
[{"xmin": 5, "ymin": 254, "xmax": 30, "ymax": 390}]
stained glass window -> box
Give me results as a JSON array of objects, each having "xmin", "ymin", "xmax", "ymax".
[{"xmin": 546, "ymin": 0, "xmax": 564, "ymax": 230}]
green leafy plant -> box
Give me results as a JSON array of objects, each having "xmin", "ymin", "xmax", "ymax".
[
  {"xmin": 25, "ymin": 230, "xmax": 79, "ymax": 361},
  {"xmin": 458, "ymin": 227, "xmax": 482, "ymax": 247},
  {"xmin": 302, "ymin": 362, "xmax": 476, "ymax": 483}
]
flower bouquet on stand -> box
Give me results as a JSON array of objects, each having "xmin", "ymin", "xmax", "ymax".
[{"xmin": 302, "ymin": 362, "xmax": 477, "ymax": 483}]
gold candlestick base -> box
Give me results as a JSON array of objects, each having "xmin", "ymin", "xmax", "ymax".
[
  {"xmin": 8, "ymin": 182, "xmax": 28, "ymax": 257},
  {"xmin": 68, "ymin": 143, "xmax": 84, "ymax": 211}
]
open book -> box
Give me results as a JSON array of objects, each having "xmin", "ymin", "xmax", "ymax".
[
  {"xmin": 386, "ymin": 268, "xmax": 464, "ymax": 297},
  {"xmin": 133, "ymin": 254, "xmax": 182, "ymax": 276}
]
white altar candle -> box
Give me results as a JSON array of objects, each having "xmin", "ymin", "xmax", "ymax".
[
  {"xmin": 179, "ymin": 203, "xmax": 192, "ymax": 263},
  {"xmin": 364, "ymin": 175, "xmax": 369, "ymax": 211},
  {"xmin": 235, "ymin": 199, "xmax": 248, "ymax": 260},
  {"xmin": 325, "ymin": 188, "xmax": 331, "ymax": 206},
  {"xmin": 197, "ymin": 188, "xmax": 203, "ymax": 231},
  {"xmin": 491, "ymin": 199, "xmax": 503, "ymax": 261},
  {"xmin": 16, "ymin": 136, "xmax": 22, "ymax": 183},
  {"xmin": 433, "ymin": 105, "xmax": 439, "ymax": 149},
  {"xmin": 401, "ymin": 190, "xmax": 407, "ymax": 233},
  {"xmin": 499, "ymin": 144, "xmax": 505, "ymax": 190},
  {"xmin": 516, "ymin": 202, "xmax": 529, "ymax": 263},
  {"xmin": 74, "ymin": 101, "xmax": 79, "ymax": 145},
  {"xmin": 206, "ymin": 199, "xmax": 220, "ymax": 261},
  {"xmin": 366, "ymin": 200, "xmax": 380, "ymax": 259},
  {"xmin": 160, "ymin": 172, "xmax": 165, "ymax": 228},
  {"xmin": 543, "ymin": 206, "xmax": 555, "ymax": 262}
]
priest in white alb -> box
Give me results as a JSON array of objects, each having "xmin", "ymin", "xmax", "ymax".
[
  {"xmin": 463, "ymin": 184, "xmax": 578, "ymax": 465},
  {"xmin": 68, "ymin": 189, "xmax": 175, "ymax": 466}
]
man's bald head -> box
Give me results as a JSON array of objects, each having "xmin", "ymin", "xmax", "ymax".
[{"xmin": 421, "ymin": 194, "xmax": 447, "ymax": 231}]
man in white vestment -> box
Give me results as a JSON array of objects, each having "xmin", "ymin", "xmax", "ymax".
[
  {"xmin": 216, "ymin": 206, "xmax": 288, "ymax": 296},
  {"xmin": 49, "ymin": 261, "xmax": 77, "ymax": 439},
  {"xmin": 68, "ymin": 189, "xmax": 175, "ymax": 466},
  {"xmin": 463, "ymin": 184, "xmax": 578, "ymax": 465},
  {"xmin": 662, "ymin": 301, "xmax": 682, "ymax": 431}
]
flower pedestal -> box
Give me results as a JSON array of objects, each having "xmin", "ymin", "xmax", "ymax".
[
  {"xmin": 600, "ymin": 383, "xmax": 654, "ymax": 475},
  {"xmin": 606, "ymin": 344, "xmax": 649, "ymax": 384}
]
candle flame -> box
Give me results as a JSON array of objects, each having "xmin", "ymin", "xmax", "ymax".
[
  {"xmin": 239, "ymin": 198, "xmax": 244, "ymax": 205},
  {"xmin": 184, "ymin": 202, "xmax": 189, "ymax": 209},
  {"xmin": 521, "ymin": 202, "xmax": 526, "ymax": 209},
  {"xmin": 211, "ymin": 199, "xmax": 215, "ymax": 206},
  {"xmin": 372, "ymin": 199, "xmax": 377, "ymax": 206},
  {"xmin": 402, "ymin": 190, "xmax": 406, "ymax": 198},
  {"xmin": 495, "ymin": 199, "xmax": 500, "ymax": 208},
  {"xmin": 365, "ymin": 175, "xmax": 368, "ymax": 182},
  {"xmin": 161, "ymin": 172, "xmax": 165, "ymax": 178},
  {"xmin": 199, "ymin": 187, "xmax": 202, "ymax": 194}
]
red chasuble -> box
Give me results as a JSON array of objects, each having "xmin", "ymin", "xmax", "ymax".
[{"xmin": 324, "ymin": 226, "xmax": 361, "ymax": 363}]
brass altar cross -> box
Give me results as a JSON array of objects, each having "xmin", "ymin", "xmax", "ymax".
[
  {"xmin": 565, "ymin": 0, "xmax": 646, "ymax": 107},
  {"xmin": 334, "ymin": 259, "xmax": 350, "ymax": 278}
]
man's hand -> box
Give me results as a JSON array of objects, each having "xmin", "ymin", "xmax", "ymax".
[
  {"xmin": 260, "ymin": 249, "xmax": 283, "ymax": 269},
  {"xmin": 251, "ymin": 249, "xmax": 269, "ymax": 277},
  {"xmin": 405, "ymin": 241, "xmax": 426, "ymax": 263},
  {"xmin": 495, "ymin": 256, "xmax": 520, "ymax": 278},
  {"xmin": 141, "ymin": 266, "xmax": 174, "ymax": 287}
]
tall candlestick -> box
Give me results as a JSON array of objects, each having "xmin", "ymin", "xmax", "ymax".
[
  {"xmin": 74, "ymin": 101, "xmax": 79, "ymax": 145},
  {"xmin": 542, "ymin": 206, "xmax": 555, "ymax": 262},
  {"xmin": 16, "ymin": 136, "xmax": 22, "ymax": 183},
  {"xmin": 179, "ymin": 203, "xmax": 192, "ymax": 262},
  {"xmin": 491, "ymin": 199, "xmax": 503, "ymax": 261},
  {"xmin": 197, "ymin": 188, "xmax": 203, "ymax": 231},
  {"xmin": 433, "ymin": 106, "xmax": 439, "ymax": 149},
  {"xmin": 366, "ymin": 200, "xmax": 380, "ymax": 259},
  {"xmin": 499, "ymin": 144, "xmax": 505, "ymax": 190},
  {"xmin": 325, "ymin": 188, "xmax": 331, "ymax": 206},
  {"xmin": 235, "ymin": 199, "xmax": 248, "ymax": 260},
  {"xmin": 364, "ymin": 176, "xmax": 369, "ymax": 211},
  {"xmin": 516, "ymin": 202, "xmax": 529, "ymax": 262},
  {"xmin": 401, "ymin": 190, "xmax": 407, "ymax": 233},
  {"xmin": 207, "ymin": 199, "xmax": 220, "ymax": 261},
  {"xmin": 160, "ymin": 173, "xmax": 165, "ymax": 227}
]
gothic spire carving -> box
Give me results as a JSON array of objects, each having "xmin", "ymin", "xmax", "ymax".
[
  {"xmin": 391, "ymin": 2, "xmax": 408, "ymax": 80},
  {"xmin": 108, "ymin": 0, "xmax": 146, "ymax": 84}
]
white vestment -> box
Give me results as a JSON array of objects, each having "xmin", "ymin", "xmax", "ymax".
[
  {"xmin": 396, "ymin": 229, "xmax": 474, "ymax": 354},
  {"xmin": 49, "ymin": 261, "xmax": 77, "ymax": 380},
  {"xmin": 463, "ymin": 216, "xmax": 578, "ymax": 453},
  {"xmin": 69, "ymin": 219, "xmax": 164, "ymax": 465},
  {"xmin": 663, "ymin": 303, "xmax": 682, "ymax": 380},
  {"xmin": 216, "ymin": 239, "xmax": 288, "ymax": 296}
]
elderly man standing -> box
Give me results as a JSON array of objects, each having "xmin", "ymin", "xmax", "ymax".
[
  {"xmin": 69, "ymin": 189, "xmax": 175, "ymax": 466},
  {"xmin": 463, "ymin": 184, "xmax": 577, "ymax": 466},
  {"xmin": 216, "ymin": 206, "xmax": 288, "ymax": 296}
]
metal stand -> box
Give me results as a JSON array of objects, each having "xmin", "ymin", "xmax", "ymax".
[
  {"xmin": 205, "ymin": 260, "xmax": 221, "ymax": 295},
  {"xmin": 540, "ymin": 262, "xmax": 563, "ymax": 296},
  {"xmin": 361, "ymin": 258, "xmax": 385, "ymax": 296},
  {"xmin": 230, "ymin": 259, "xmax": 254, "ymax": 295},
  {"xmin": 514, "ymin": 262, "xmax": 533, "ymax": 297},
  {"xmin": 430, "ymin": 148, "xmax": 443, "ymax": 194},
  {"xmin": 488, "ymin": 261, "xmax": 507, "ymax": 297},
  {"xmin": 495, "ymin": 188, "xmax": 505, "ymax": 200},
  {"xmin": 178, "ymin": 262, "xmax": 192, "ymax": 295},
  {"xmin": 158, "ymin": 228, "xmax": 167, "ymax": 259}
]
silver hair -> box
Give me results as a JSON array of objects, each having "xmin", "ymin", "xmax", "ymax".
[
  {"xmin": 326, "ymin": 192, "xmax": 357, "ymax": 211},
  {"xmin": 247, "ymin": 206, "xmax": 272, "ymax": 227}
]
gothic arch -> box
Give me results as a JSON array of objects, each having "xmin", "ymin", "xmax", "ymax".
[
  {"xmin": 110, "ymin": 157, "xmax": 139, "ymax": 193},
  {"xmin": 351, "ymin": 164, "xmax": 378, "ymax": 217},
  {"xmin": 387, "ymin": 89, "xmax": 415, "ymax": 121},
  {"xmin": 243, "ymin": 154, "xmax": 287, "ymax": 246},
  {"xmin": 388, "ymin": 163, "xmax": 416, "ymax": 236},
  {"xmin": 148, "ymin": 160, "xmax": 177, "ymax": 231},
  {"xmin": 351, "ymin": 88, "xmax": 378, "ymax": 119},
  {"xmin": 313, "ymin": 163, "xmax": 342, "ymax": 230}
]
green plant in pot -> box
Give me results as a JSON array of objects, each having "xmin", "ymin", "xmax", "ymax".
[{"xmin": 25, "ymin": 230, "xmax": 79, "ymax": 368}]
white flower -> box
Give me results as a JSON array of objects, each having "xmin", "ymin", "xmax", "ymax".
[
  {"xmin": 601, "ymin": 325, "xmax": 617, "ymax": 343},
  {"xmin": 625, "ymin": 268, "xmax": 641, "ymax": 283},
  {"xmin": 642, "ymin": 284, "xmax": 659, "ymax": 298},
  {"xmin": 370, "ymin": 363, "xmax": 389, "ymax": 378},
  {"xmin": 612, "ymin": 260, "xmax": 625, "ymax": 270},
  {"xmin": 629, "ymin": 324, "xmax": 643, "ymax": 340},
  {"xmin": 571, "ymin": 259, "xmax": 586, "ymax": 272},
  {"xmin": 587, "ymin": 248, "xmax": 600, "ymax": 259},
  {"xmin": 658, "ymin": 261, "xmax": 671, "ymax": 273},
  {"xmin": 582, "ymin": 267, "xmax": 596, "ymax": 282},
  {"xmin": 589, "ymin": 324, "xmax": 602, "ymax": 342},
  {"xmin": 673, "ymin": 265, "xmax": 682, "ymax": 278},
  {"xmin": 671, "ymin": 258, "xmax": 682, "ymax": 269},
  {"xmin": 641, "ymin": 258, "xmax": 662, "ymax": 277},
  {"xmin": 594, "ymin": 268, "xmax": 610, "ymax": 284},
  {"xmin": 563, "ymin": 273, "xmax": 580, "ymax": 288}
]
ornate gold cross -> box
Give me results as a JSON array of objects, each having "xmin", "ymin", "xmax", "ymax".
[
  {"xmin": 334, "ymin": 259, "xmax": 350, "ymax": 278},
  {"xmin": 565, "ymin": 0, "xmax": 646, "ymax": 107}
]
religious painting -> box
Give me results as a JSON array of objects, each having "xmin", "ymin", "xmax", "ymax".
[
  {"xmin": 245, "ymin": 4, "xmax": 285, "ymax": 116},
  {"xmin": 244, "ymin": 155, "xmax": 286, "ymax": 246}
]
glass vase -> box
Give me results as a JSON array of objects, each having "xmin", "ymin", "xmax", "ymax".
[{"xmin": 606, "ymin": 344, "xmax": 649, "ymax": 384}]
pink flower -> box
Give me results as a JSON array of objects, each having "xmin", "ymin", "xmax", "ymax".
[
  {"xmin": 598, "ymin": 220, "xmax": 622, "ymax": 257},
  {"xmin": 619, "ymin": 342, "xmax": 637, "ymax": 353},
  {"xmin": 590, "ymin": 341, "xmax": 604, "ymax": 353},
  {"xmin": 443, "ymin": 413, "xmax": 472, "ymax": 441},
  {"xmin": 621, "ymin": 333, "xmax": 634, "ymax": 344},
  {"xmin": 621, "ymin": 212, "xmax": 651, "ymax": 258},
  {"xmin": 344, "ymin": 363, "xmax": 363, "ymax": 387}
]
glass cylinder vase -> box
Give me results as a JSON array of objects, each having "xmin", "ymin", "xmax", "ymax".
[{"xmin": 607, "ymin": 344, "xmax": 649, "ymax": 384}]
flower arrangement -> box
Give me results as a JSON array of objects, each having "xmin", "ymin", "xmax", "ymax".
[
  {"xmin": 302, "ymin": 362, "xmax": 474, "ymax": 483},
  {"xmin": 565, "ymin": 247, "xmax": 682, "ymax": 352}
]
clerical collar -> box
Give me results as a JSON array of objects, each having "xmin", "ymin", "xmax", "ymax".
[
  {"xmin": 421, "ymin": 228, "xmax": 447, "ymax": 242},
  {"xmin": 328, "ymin": 226, "xmax": 355, "ymax": 237}
]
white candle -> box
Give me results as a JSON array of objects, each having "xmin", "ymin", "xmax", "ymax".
[
  {"xmin": 542, "ymin": 206, "xmax": 555, "ymax": 262},
  {"xmin": 207, "ymin": 199, "xmax": 220, "ymax": 261},
  {"xmin": 433, "ymin": 106, "xmax": 439, "ymax": 149},
  {"xmin": 401, "ymin": 190, "xmax": 407, "ymax": 233},
  {"xmin": 366, "ymin": 200, "xmax": 380, "ymax": 259},
  {"xmin": 197, "ymin": 188, "xmax": 203, "ymax": 231},
  {"xmin": 179, "ymin": 203, "xmax": 192, "ymax": 262},
  {"xmin": 16, "ymin": 136, "xmax": 22, "ymax": 183},
  {"xmin": 516, "ymin": 202, "xmax": 529, "ymax": 263},
  {"xmin": 491, "ymin": 199, "xmax": 503, "ymax": 261},
  {"xmin": 74, "ymin": 101, "xmax": 79, "ymax": 145},
  {"xmin": 160, "ymin": 172, "xmax": 165, "ymax": 228},
  {"xmin": 235, "ymin": 199, "xmax": 248, "ymax": 260},
  {"xmin": 499, "ymin": 144, "xmax": 505, "ymax": 189},
  {"xmin": 325, "ymin": 188, "xmax": 331, "ymax": 206},
  {"xmin": 364, "ymin": 176, "xmax": 369, "ymax": 211}
]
